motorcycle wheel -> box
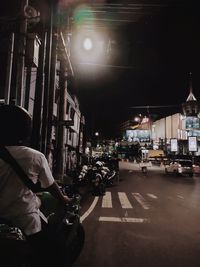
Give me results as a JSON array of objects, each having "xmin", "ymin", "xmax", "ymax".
[{"xmin": 66, "ymin": 223, "xmax": 85, "ymax": 267}]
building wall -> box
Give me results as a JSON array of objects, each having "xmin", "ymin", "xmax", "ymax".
[
  {"xmin": 171, "ymin": 113, "xmax": 180, "ymax": 138},
  {"xmin": 153, "ymin": 113, "xmax": 182, "ymax": 141},
  {"xmin": 166, "ymin": 116, "xmax": 171, "ymax": 139},
  {"xmin": 152, "ymin": 117, "xmax": 166, "ymax": 141}
]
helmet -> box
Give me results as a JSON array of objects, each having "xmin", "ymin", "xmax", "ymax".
[{"xmin": 0, "ymin": 105, "xmax": 32, "ymax": 145}]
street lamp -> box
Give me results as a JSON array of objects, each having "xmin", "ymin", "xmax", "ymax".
[
  {"xmin": 83, "ymin": 37, "xmax": 93, "ymax": 51},
  {"xmin": 134, "ymin": 114, "xmax": 142, "ymax": 123}
]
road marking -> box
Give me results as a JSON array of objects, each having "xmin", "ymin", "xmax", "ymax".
[
  {"xmin": 80, "ymin": 196, "xmax": 99, "ymax": 223},
  {"xmin": 132, "ymin": 193, "xmax": 150, "ymax": 210},
  {"xmin": 147, "ymin": 193, "xmax": 158, "ymax": 199},
  {"xmin": 99, "ymin": 216, "xmax": 149, "ymax": 223},
  {"xmin": 118, "ymin": 192, "xmax": 133, "ymax": 209},
  {"xmin": 177, "ymin": 195, "xmax": 184, "ymax": 199},
  {"xmin": 102, "ymin": 191, "xmax": 112, "ymax": 208}
]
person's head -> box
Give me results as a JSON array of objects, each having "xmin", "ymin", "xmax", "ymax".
[{"xmin": 0, "ymin": 104, "xmax": 32, "ymax": 145}]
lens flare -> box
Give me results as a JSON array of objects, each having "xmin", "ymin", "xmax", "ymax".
[{"xmin": 73, "ymin": 5, "xmax": 95, "ymax": 25}]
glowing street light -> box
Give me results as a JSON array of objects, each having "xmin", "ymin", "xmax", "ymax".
[{"xmin": 83, "ymin": 37, "xmax": 93, "ymax": 51}]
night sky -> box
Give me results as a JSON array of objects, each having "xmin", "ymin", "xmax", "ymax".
[{"xmin": 69, "ymin": 0, "xmax": 200, "ymax": 138}]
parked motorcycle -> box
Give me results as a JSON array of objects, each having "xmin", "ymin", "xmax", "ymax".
[
  {"xmin": 87, "ymin": 163, "xmax": 106, "ymax": 196},
  {"xmin": 77, "ymin": 165, "xmax": 90, "ymax": 186},
  {"xmin": 95, "ymin": 161, "xmax": 116, "ymax": 186},
  {"xmin": 0, "ymin": 184, "xmax": 85, "ymax": 267}
]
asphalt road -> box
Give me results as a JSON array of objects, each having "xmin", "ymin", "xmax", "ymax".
[{"xmin": 73, "ymin": 161, "xmax": 200, "ymax": 267}]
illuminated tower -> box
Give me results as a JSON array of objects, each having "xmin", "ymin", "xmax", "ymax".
[
  {"xmin": 181, "ymin": 73, "xmax": 200, "ymax": 141},
  {"xmin": 182, "ymin": 72, "xmax": 200, "ymax": 117}
]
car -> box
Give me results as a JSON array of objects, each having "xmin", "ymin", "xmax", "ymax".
[
  {"xmin": 165, "ymin": 159, "xmax": 193, "ymax": 177},
  {"xmin": 193, "ymin": 162, "xmax": 200, "ymax": 174}
]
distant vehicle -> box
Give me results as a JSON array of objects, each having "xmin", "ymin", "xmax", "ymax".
[
  {"xmin": 165, "ymin": 159, "xmax": 193, "ymax": 177},
  {"xmin": 193, "ymin": 162, "xmax": 200, "ymax": 174}
]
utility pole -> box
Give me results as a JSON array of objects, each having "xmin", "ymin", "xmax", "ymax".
[
  {"xmin": 31, "ymin": 31, "xmax": 47, "ymax": 150},
  {"xmin": 46, "ymin": 0, "xmax": 59, "ymax": 167},
  {"xmin": 54, "ymin": 59, "xmax": 67, "ymax": 182},
  {"xmin": 4, "ymin": 32, "xmax": 14, "ymax": 104},
  {"xmin": 24, "ymin": 67, "xmax": 31, "ymax": 110},
  {"xmin": 41, "ymin": 1, "xmax": 53, "ymax": 155},
  {"xmin": 16, "ymin": 0, "xmax": 29, "ymax": 106}
]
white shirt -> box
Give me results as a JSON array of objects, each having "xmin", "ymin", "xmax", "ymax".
[{"xmin": 0, "ymin": 146, "xmax": 55, "ymax": 236}]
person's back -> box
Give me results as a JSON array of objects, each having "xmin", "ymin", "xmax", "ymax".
[
  {"xmin": 0, "ymin": 104, "xmax": 71, "ymax": 266},
  {"xmin": 0, "ymin": 145, "xmax": 54, "ymax": 235}
]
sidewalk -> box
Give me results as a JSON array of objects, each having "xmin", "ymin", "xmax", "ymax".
[{"xmin": 119, "ymin": 160, "xmax": 165, "ymax": 171}]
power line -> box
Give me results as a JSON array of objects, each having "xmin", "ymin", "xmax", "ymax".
[{"xmin": 129, "ymin": 105, "xmax": 179, "ymax": 109}]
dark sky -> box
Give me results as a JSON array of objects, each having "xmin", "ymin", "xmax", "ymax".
[{"xmin": 69, "ymin": 0, "xmax": 200, "ymax": 138}]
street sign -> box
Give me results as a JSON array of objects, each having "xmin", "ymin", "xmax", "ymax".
[
  {"xmin": 188, "ymin": 136, "xmax": 197, "ymax": 152},
  {"xmin": 170, "ymin": 138, "xmax": 178, "ymax": 152}
]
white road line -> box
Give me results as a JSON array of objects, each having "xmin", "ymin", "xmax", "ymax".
[
  {"xmin": 80, "ymin": 196, "xmax": 99, "ymax": 223},
  {"xmin": 177, "ymin": 195, "xmax": 184, "ymax": 199},
  {"xmin": 118, "ymin": 192, "xmax": 133, "ymax": 209},
  {"xmin": 99, "ymin": 216, "xmax": 149, "ymax": 223},
  {"xmin": 147, "ymin": 193, "xmax": 158, "ymax": 199},
  {"xmin": 132, "ymin": 193, "xmax": 150, "ymax": 210},
  {"xmin": 102, "ymin": 191, "xmax": 112, "ymax": 208}
]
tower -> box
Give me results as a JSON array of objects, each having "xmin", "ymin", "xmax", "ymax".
[{"xmin": 182, "ymin": 72, "xmax": 200, "ymax": 117}]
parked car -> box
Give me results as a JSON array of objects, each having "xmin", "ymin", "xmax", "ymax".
[
  {"xmin": 193, "ymin": 162, "xmax": 200, "ymax": 174},
  {"xmin": 165, "ymin": 159, "xmax": 193, "ymax": 177}
]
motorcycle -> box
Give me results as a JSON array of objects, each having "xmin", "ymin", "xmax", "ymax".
[
  {"xmin": 87, "ymin": 164, "xmax": 106, "ymax": 196},
  {"xmin": 139, "ymin": 160, "xmax": 152, "ymax": 175},
  {"xmin": 0, "ymin": 184, "xmax": 85, "ymax": 267},
  {"xmin": 95, "ymin": 161, "xmax": 116, "ymax": 187},
  {"xmin": 100, "ymin": 164, "xmax": 116, "ymax": 186},
  {"xmin": 77, "ymin": 165, "xmax": 90, "ymax": 186}
]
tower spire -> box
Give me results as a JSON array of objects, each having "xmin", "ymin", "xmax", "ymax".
[{"xmin": 186, "ymin": 72, "xmax": 197, "ymax": 102}]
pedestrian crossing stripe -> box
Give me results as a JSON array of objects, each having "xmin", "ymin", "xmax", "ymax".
[
  {"xmin": 99, "ymin": 216, "xmax": 149, "ymax": 223},
  {"xmin": 102, "ymin": 192, "xmax": 112, "ymax": 208},
  {"xmin": 132, "ymin": 193, "xmax": 150, "ymax": 210},
  {"xmin": 101, "ymin": 192, "xmax": 155, "ymax": 209},
  {"xmin": 118, "ymin": 192, "xmax": 133, "ymax": 209},
  {"xmin": 147, "ymin": 193, "xmax": 158, "ymax": 199}
]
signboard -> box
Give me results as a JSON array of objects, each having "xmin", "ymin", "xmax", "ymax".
[
  {"xmin": 185, "ymin": 117, "xmax": 200, "ymax": 129},
  {"xmin": 125, "ymin": 130, "xmax": 150, "ymax": 142},
  {"xmin": 170, "ymin": 138, "xmax": 178, "ymax": 152},
  {"xmin": 188, "ymin": 136, "xmax": 197, "ymax": 152}
]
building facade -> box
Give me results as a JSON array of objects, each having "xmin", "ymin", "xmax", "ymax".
[
  {"xmin": 120, "ymin": 75, "xmax": 200, "ymax": 156},
  {"xmin": 0, "ymin": 0, "xmax": 86, "ymax": 181}
]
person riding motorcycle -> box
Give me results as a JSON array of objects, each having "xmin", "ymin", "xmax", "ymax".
[{"xmin": 0, "ymin": 104, "xmax": 72, "ymax": 267}]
